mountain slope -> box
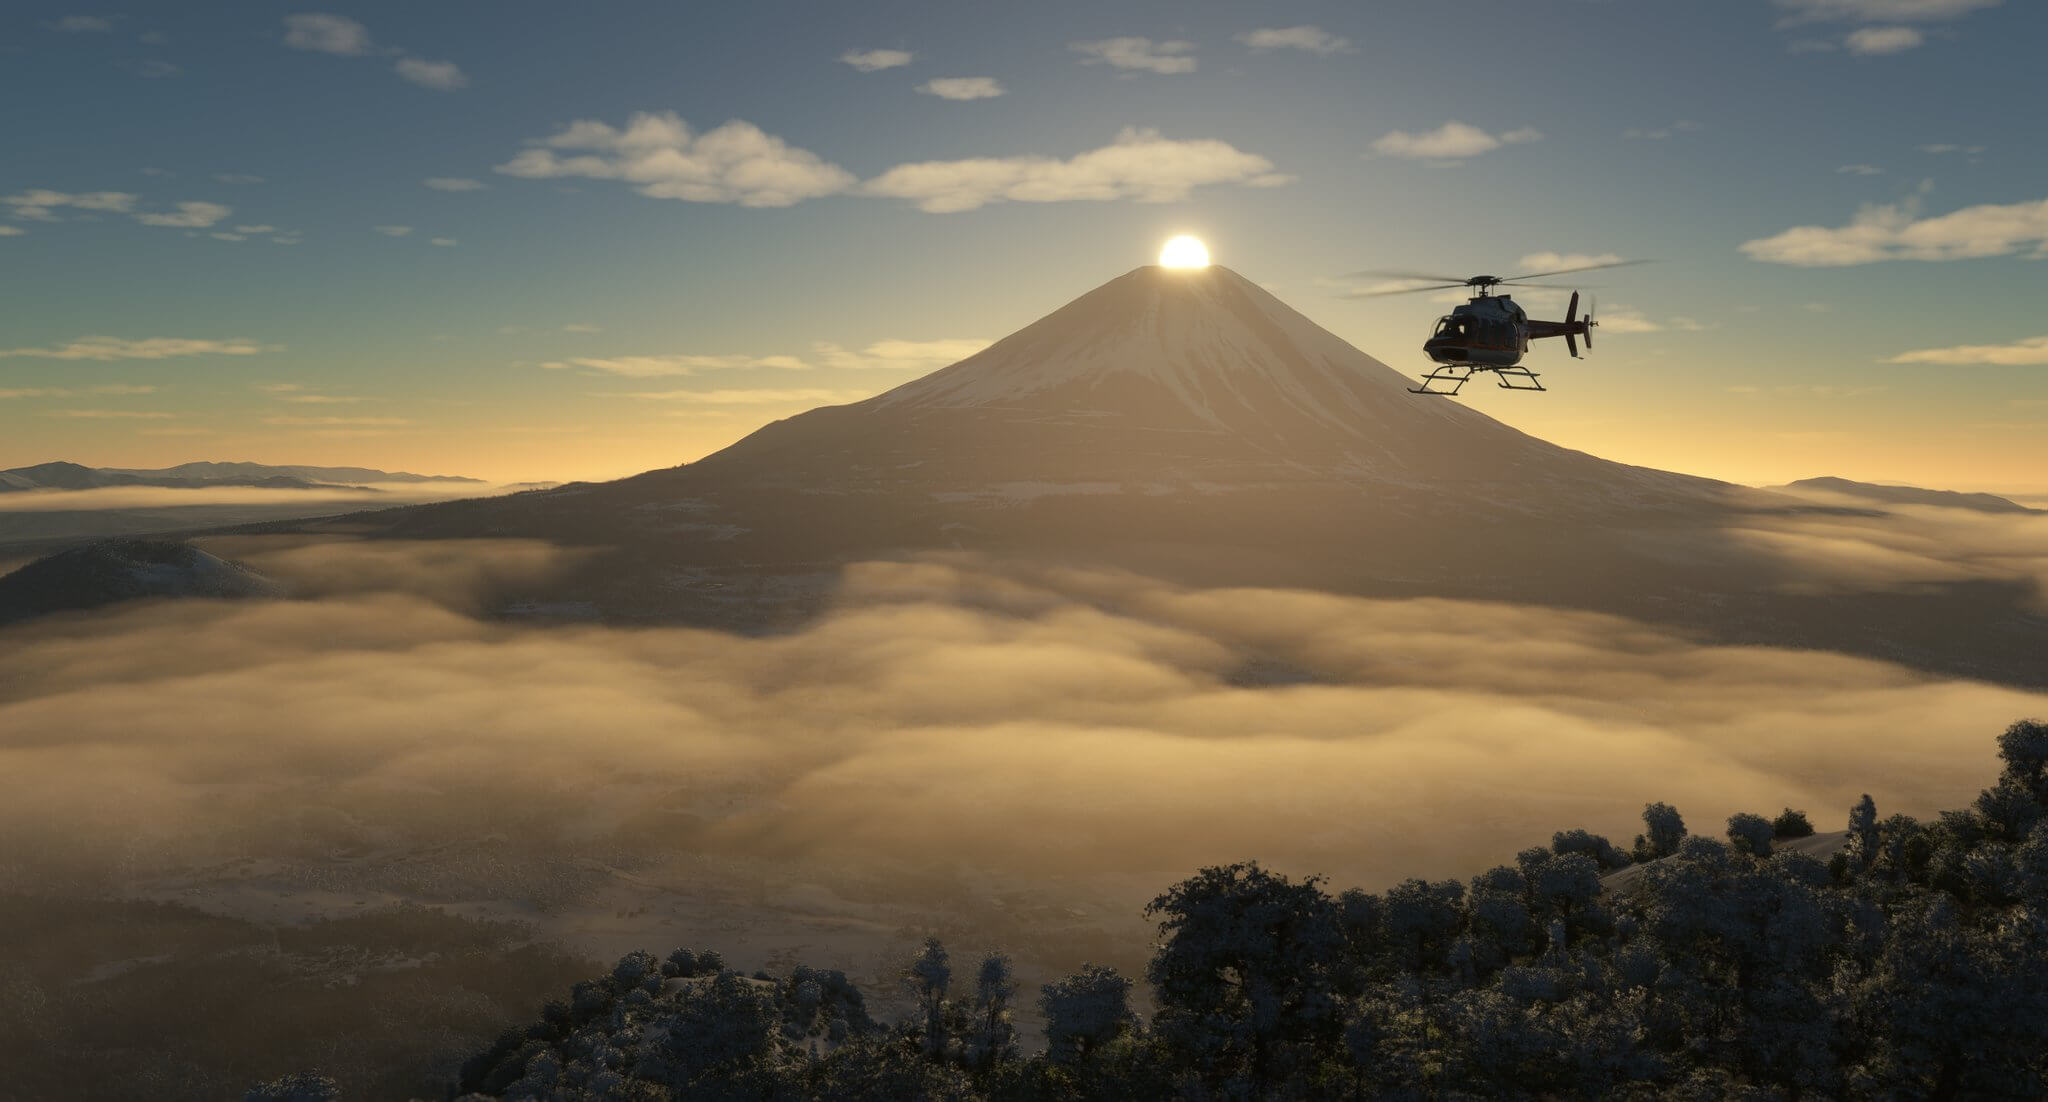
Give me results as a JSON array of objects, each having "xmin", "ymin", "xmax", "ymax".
[
  {"xmin": 1776, "ymin": 476, "xmax": 2039, "ymax": 515},
  {"xmin": 0, "ymin": 461, "xmax": 478, "ymax": 493},
  {"xmin": 0, "ymin": 539, "xmax": 280, "ymax": 624}
]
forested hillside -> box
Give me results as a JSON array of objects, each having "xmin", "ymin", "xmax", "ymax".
[{"xmin": 386, "ymin": 721, "xmax": 2048, "ymax": 1101}]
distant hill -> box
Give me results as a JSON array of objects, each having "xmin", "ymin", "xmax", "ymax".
[
  {"xmin": 1776, "ymin": 476, "xmax": 2041, "ymax": 515},
  {"xmin": 0, "ymin": 461, "xmax": 481, "ymax": 493},
  {"xmin": 0, "ymin": 539, "xmax": 280, "ymax": 624}
]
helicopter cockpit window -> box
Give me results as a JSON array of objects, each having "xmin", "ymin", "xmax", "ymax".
[{"xmin": 1434, "ymin": 317, "xmax": 1464, "ymax": 339}]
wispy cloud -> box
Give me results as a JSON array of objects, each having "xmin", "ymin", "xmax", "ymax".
[
  {"xmin": 1888, "ymin": 335, "xmax": 2048, "ymax": 365},
  {"xmin": 1741, "ymin": 195, "xmax": 2048, "ymax": 265},
  {"xmin": 134, "ymin": 201, "xmax": 231, "ymax": 228},
  {"xmin": 0, "ymin": 227, "xmax": 23, "ymax": 237},
  {"xmin": 540, "ymin": 353, "xmax": 810, "ymax": 377},
  {"xmin": 1920, "ymin": 143, "xmax": 1986, "ymax": 154},
  {"xmin": 918, "ymin": 77, "xmax": 1004, "ymax": 101},
  {"xmin": 261, "ymin": 416, "xmax": 412, "ymax": 426},
  {"xmin": 814, "ymin": 338, "xmax": 991, "ymax": 371},
  {"xmin": 0, "ymin": 384, "xmax": 158, "ymax": 399},
  {"xmin": 282, "ymin": 13, "xmax": 371, "ymax": 56},
  {"xmin": 600, "ymin": 387, "xmax": 873, "ymax": 405},
  {"xmin": 1236, "ymin": 26, "xmax": 1353, "ymax": 55},
  {"xmin": 429, "ymin": 237, "xmax": 458, "ymax": 247},
  {"xmin": 395, "ymin": 57, "xmax": 467, "ymax": 90},
  {"xmin": 1838, "ymin": 164, "xmax": 1885, "ymax": 175},
  {"xmin": 1623, "ymin": 121, "xmax": 1701, "ymax": 140},
  {"xmin": 1774, "ymin": 0, "xmax": 2001, "ymax": 23},
  {"xmin": 1846, "ymin": 25, "xmax": 1925, "ymax": 52},
  {"xmin": 374, "ymin": 224, "xmax": 414, "ymax": 236},
  {"xmin": 1070, "ymin": 37, "xmax": 1197, "ymax": 74},
  {"xmin": 43, "ymin": 408, "xmax": 176, "ymax": 419},
  {"xmin": 213, "ymin": 173, "xmax": 266, "ymax": 185},
  {"xmin": 424, "ymin": 177, "xmax": 487, "ymax": 191},
  {"xmin": 497, "ymin": 112, "xmax": 856, "ymax": 208},
  {"xmin": 840, "ymin": 48, "xmax": 912, "ymax": 72},
  {"xmin": 0, "ymin": 336, "xmax": 267, "ymax": 361},
  {"xmin": 44, "ymin": 15, "xmax": 113, "ymax": 32},
  {"xmin": 863, "ymin": 127, "xmax": 1289, "ymax": 213},
  {"xmin": 3, "ymin": 189, "xmax": 230, "ymax": 229},
  {"xmin": 1369, "ymin": 122, "xmax": 1541, "ymax": 161}
]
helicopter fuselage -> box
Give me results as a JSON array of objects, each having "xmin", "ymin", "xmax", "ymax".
[{"xmin": 1422, "ymin": 294, "xmax": 1528, "ymax": 368}]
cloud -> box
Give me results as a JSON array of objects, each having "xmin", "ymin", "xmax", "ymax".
[
  {"xmin": 918, "ymin": 77, "xmax": 1005, "ymax": 101},
  {"xmin": 424, "ymin": 177, "xmax": 486, "ymax": 191},
  {"xmin": 496, "ymin": 112, "xmax": 857, "ymax": 208},
  {"xmin": 1920, "ymin": 143, "xmax": 1985, "ymax": 154},
  {"xmin": 45, "ymin": 15, "xmax": 114, "ymax": 32},
  {"xmin": 600, "ymin": 388, "xmax": 873, "ymax": 405},
  {"xmin": 0, "ymin": 227, "xmax": 22, "ymax": 237},
  {"xmin": 814, "ymin": 338, "xmax": 992, "ymax": 371},
  {"xmin": 0, "ymin": 384, "xmax": 157, "ymax": 399},
  {"xmin": 430, "ymin": 237, "xmax": 458, "ymax": 247},
  {"xmin": 1236, "ymin": 26, "xmax": 1354, "ymax": 55},
  {"xmin": 1846, "ymin": 25, "xmax": 1926, "ymax": 52},
  {"xmin": 1, "ymin": 542, "xmax": 2041, "ymax": 977},
  {"xmin": 0, "ymin": 336, "xmax": 266, "ymax": 361},
  {"xmin": 1740, "ymin": 195, "xmax": 2048, "ymax": 265},
  {"xmin": 1774, "ymin": 0, "xmax": 2001, "ymax": 22},
  {"xmin": 561, "ymin": 323, "xmax": 601, "ymax": 334},
  {"xmin": 260, "ymin": 416, "xmax": 412, "ymax": 426},
  {"xmin": 1887, "ymin": 335, "xmax": 2048, "ymax": 365},
  {"xmin": 132, "ymin": 201, "xmax": 231, "ymax": 228},
  {"xmin": 861, "ymin": 127, "xmax": 1288, "ymax": 213},
  {"xmin": 1516, "ymin": 251, "xmax": 1624, "ymax": 273},
  {"xmin": 234, "ymin": 224, "xmax": 276, "ymax": 234},
  {"xmin": 3, "ymin": 189, "xmax": 138, "ymax": 220},
  {"xmin": 1838, "ymin": 164, "xmax": 1885, "ymax": 175},
  {"xmin": 213, "ymin": 173, "xmax": 266, "ymax": 185},
  {"xmin": 1623, "ymin": 121, "xmax": 1701, "ymax": 141},
  {"xmin": 395, "ymin": 57, "xmax": 468, "ymax": 90},
  {"xmin": 374, "ymin": 224, "xmax": 414, "ymax": 236},
  {"xmin": 1071, "ymin": 37, "xmax": 1197, "ymax": 74},
  {"xmin": 42, "ymin": 409, "xmax": 175, "ymax": 419},
  {"xmin": 282, "ymin": 13, "xmax": 371, "ymax": 56},
  {"xmin": 840, "ymin": 48, "xmax": 912, "ymax": 72},
  {"xmin": 1369, "ymin": 121, "xmax": 1541, "ymax": 161},
  {"xmin": 540, "ymin": 353, "xmax": 810, "ymax": 377}
]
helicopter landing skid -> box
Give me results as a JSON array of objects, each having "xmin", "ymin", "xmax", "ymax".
[{"xmin": 1408, "ymin": 364, "xmax": 1546, "ymax": 396}]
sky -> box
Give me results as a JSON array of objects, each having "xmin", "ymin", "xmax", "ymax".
[{"xmin": 2, "ymin": 0, "xmax": 2044, "ymax": 488}]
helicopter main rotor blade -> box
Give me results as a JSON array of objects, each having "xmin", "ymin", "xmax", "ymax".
[
  {"xmin": 1343, "ymin": 269, "xmax": 1472, "ymax": 284},
  {"xmin": 1497, "ymin": 258, "xmax": 1652, "ymax": 282},
  {"xmin": 1344, "ymin": 282, "xmax": 1471, "ymax": 298}
]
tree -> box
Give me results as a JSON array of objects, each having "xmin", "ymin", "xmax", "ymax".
[
  {"xmin": 965, "ymin": 952, "xmax": 1018, "ymax": 1072},
  {"xmin": 1771, "ymin": 808, "xmax": 1814, "ymax": 839},
  {"xmin": 1041, "ymin": 964, "xmax": 1135, "ymax": 1066},
  {"xmin": 1144, "ymin": 862, "xmax": 1347, "ymax": 1091},
  {"xmin": 1635, "ymin": 802, "xmax": 1687, "ymax": 861},
  {"xmin": 904, "ymin": 937, "xmax": 952, "ymax": 1059},
  {"xmin": 1726, "ymin": 813, "xmax": 1775, "ymax": 858}
]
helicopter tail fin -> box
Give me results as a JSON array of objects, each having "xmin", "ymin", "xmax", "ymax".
[{"xmin": 1565, "ymin": 291, "xmax": 1581, "ymax": 357}]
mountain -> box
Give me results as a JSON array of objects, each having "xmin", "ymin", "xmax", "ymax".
[
  {"xmin": 1775, "ymin": 476, "xmax": 2040, "ymax": 515},
  {"xmin": 269, "ymin": 264, "xmax": 2047, "ymax": 685},
  {"xmin": 0, "ymin": 461, "xmax": 479, "ymax": 493},
  {"xmin": 0, "ymin": 539, "xmax": 280, "ymax": 624}
]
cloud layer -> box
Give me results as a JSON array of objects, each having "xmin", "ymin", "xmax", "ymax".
[
  {"xmin": 496, "ymin": 112, "xmax": 857, "ymax": 208},
  {"xmin": 862, "ymin": 127, "xmax": 1289, "ymax": 213},
  {"xmin": 1070, "ymin": 37, "xmax": 1197, "ymax": 74},
  {"xmin": 1741, "ymin": 196, "xmax": 2048, "ymax": 265},
  {"xmin": 1369, "ymin": 122, "xmax": 1541, "ymax": 161},
  {"xmin": 3, "ymin": 539, "xmax": 2042, "ymax": 910},
  {"xmin": 0, "ymin": 336, "xmax": 267, "ymax": 361}
]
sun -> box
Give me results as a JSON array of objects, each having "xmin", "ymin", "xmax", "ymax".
[{"xmin": 1159, "ymin": 235, "xmax": 1210, "ymax": 269}]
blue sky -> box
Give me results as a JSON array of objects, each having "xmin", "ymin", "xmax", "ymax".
[{"xmin": 3, "ymin": 0, "xmax": 2044, "ymax": 485}]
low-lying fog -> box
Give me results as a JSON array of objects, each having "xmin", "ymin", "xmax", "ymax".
[
  {"xmin": 0, "ymin": 482, "xmax": 529, "ymax": 546},
  {"xmin": 4, "ymin": 510, "xmax": 2045, "ymax": 988}
]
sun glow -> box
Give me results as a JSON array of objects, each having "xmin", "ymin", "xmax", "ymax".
[{"xmin": 1159, "ymin": 235, "xmax": 1210, "ymax": 269}]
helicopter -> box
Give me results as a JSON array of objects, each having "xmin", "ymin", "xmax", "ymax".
[{"xmin": 1348, "ymin": 259, "xmax": 1646, "ymax": 395}]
